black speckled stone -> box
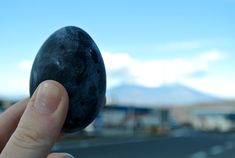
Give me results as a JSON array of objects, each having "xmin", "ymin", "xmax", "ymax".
[{"xmin": 30, "ymin": 26, "xmax": 106, "ymax": 133}]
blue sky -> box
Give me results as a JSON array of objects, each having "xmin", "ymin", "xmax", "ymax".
[{"xmin": 0, "ymin": 0, "xmax": 234, "ymax": 99}]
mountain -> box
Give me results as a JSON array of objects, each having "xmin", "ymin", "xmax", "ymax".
[{"xmin": 106, "ymin": 83, "xmax": 221, "ymax": 106}]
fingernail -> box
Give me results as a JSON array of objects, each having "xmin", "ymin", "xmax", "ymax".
[
  {"xmin": 35, "ymin": 82, "xmax": 62, "ymax": 113},
  {"xmin": 62, "ymin": 153, "xmax": 75, "ymax": 158}
]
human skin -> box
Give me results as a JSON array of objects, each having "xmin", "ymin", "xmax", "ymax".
[{"xmin": 0, "ymin": 80, "xmax": 74, "ymax": 158}]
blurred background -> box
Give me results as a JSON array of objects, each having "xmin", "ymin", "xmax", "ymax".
[{"xmin": 0, "ymin": 0, "xmax": 235, "ymax": 158}]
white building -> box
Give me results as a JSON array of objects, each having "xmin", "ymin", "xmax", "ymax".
[
  {"xmin": 88, "ymin": 105, "xmax": 170, "ymax": 135},
  {"xmin": 191, "ymin": 110, "xmax": 235, "ymax": 132}
]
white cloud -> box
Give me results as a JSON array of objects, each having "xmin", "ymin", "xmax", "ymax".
[
  {"xmin": 18, "ymin": 60, "xmax": 33, "ymax": 72},
  {"xmin": 197, "ymin": 50, "xmax": 225, "ymax": 62},
  {"xmin": 102, "ymin": 50, "xmax": 235, "ymax": 99},
  {"xmin": 103, "ymin": 50, "xmax": 225, "ymax": 89},
  {"xmin": 0, "ymin": 59, "xmax": 33, "ymax": 99},
  {"xmin": 182, "ymin": 77, "xmax": 235, "ymax": 99},
  {"xmin": 0, "ymin": 50, "xmax": 232, "ymax": 99},
  {"xmin": 103, "ymin": 52, "xmax": 133, "ymax": 70},
  {"xmin": 0, "ymin": 72, "xmax": 30, "ymax": 99}
]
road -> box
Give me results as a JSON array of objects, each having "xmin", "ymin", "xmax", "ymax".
[{"xmin": 54, "ymin": 130, "xmax": 235, "ymax": 158}]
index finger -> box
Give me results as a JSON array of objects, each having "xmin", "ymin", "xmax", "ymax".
[{"xmin": 0, "ymin": 98, "xmax": 29, "ymax": 151}]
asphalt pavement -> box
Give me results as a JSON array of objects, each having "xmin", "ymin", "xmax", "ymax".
[{"xmin": 54, "ymin": 129, "xmax": 235, "ymax": 158}]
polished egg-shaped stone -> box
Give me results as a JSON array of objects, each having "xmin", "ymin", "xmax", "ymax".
[{"xmin": 30, "ymin": 26, "xmax": 106, "ymax": 133}]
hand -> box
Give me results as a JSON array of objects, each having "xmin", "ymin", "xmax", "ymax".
[{"xmin": 0, "ymin": 80, "xmax": 74, "ymax": 158}]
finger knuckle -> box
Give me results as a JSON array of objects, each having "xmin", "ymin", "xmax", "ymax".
[{"xmin": 12, "ymin": 125, "xmax": 47, "ymax": 149}]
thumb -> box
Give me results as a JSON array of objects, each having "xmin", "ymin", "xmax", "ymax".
[{"xmin": 0, "ymin": 80, "xmax": 69, "ymax": 158}]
